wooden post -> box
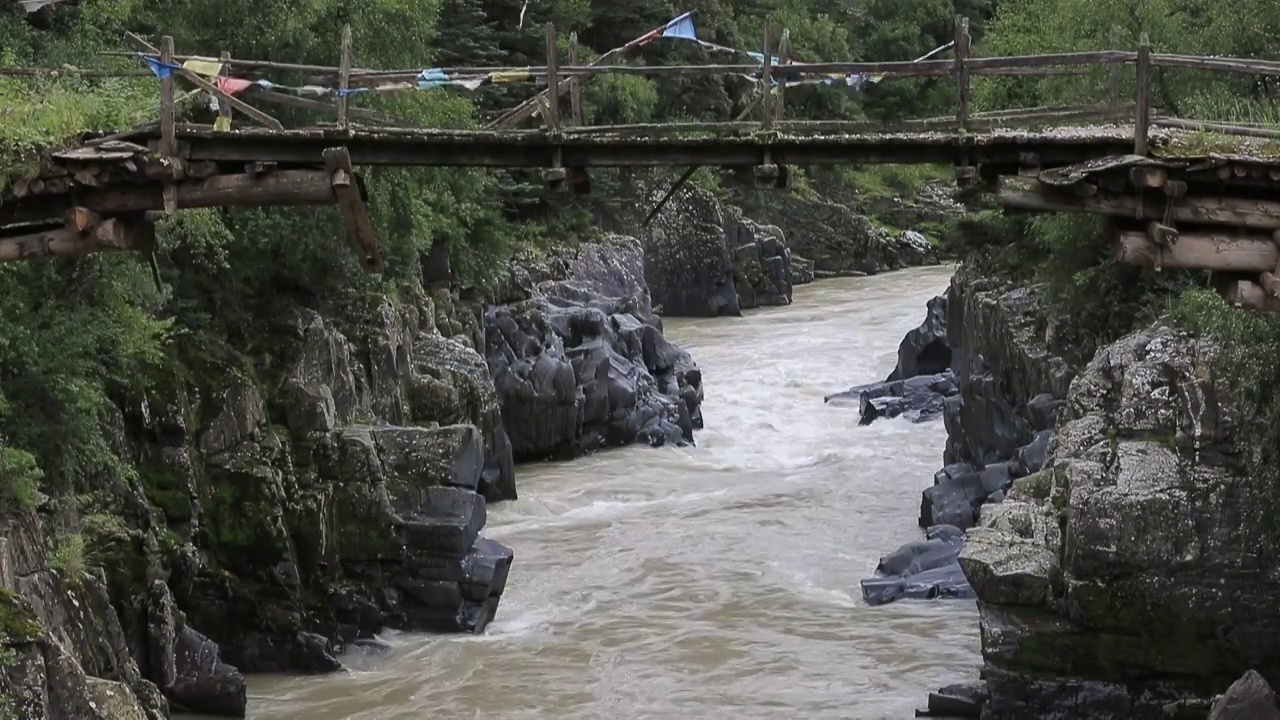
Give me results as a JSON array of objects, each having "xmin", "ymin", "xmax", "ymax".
[
  {"xmin": 1108, "ymin": 26, "xmax": 1122, "ymax": 113},
  {"xmin": 954, "ymin": 16, "xmax": 971, "ymax": 132},
  {"xmin": 545, "ymin": 23, "xmax": 560, "ymax": 131},
  {"xmin": 217, "ymin": 50, "xmax": 233, "ymax": 131},
  {"xmin": 760, "ymin": 21, "xmax": 774, "ymax": 131},
  {"xmin": 160, "ymin": 36, "xmax": 177, "ymax": 214},
  {"xmin": 159, "ymin": 36, "xmax": 176, "ymax": 157},
  {"xmin": 338, "ymin": 24, "xmax": 353, "ymax": 129},
  {"xmin": 775, "ymin": 29, "xmax": 790, "ymax": 123},
  {"xmin": 1135, "ymin": 33, "xmax": 1151, "ymax": 156},
  {"xmin": 568, "ymin": 31, "xmax": 583, "ymax": 127}
]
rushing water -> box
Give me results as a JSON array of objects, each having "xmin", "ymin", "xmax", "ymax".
[{"xmin": 246, "ymin": 266, "xmax": 979, "ymax": 719}]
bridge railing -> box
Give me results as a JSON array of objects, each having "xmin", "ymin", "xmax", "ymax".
[{"xmin": 6, "ymin": 15, "xmax": 1280, "ymax": 157}]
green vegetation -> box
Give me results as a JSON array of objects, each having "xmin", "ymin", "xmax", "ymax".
[{"xmin": 1, "ymin": 0, "xmax": 1279, "ymax": 537}]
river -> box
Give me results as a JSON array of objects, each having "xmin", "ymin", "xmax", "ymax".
[{"xmin": 246, "ymin": 265, "xmax": 979, "ymax": 719}]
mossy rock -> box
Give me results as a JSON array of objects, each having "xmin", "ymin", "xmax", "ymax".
[
  {"xmin": 1008, "ymin": 470, "xmax": 1053, "ymax": 502},
  {"xmin": 0, "ymin": 589, "xmax": 43, "ymax": 644}
]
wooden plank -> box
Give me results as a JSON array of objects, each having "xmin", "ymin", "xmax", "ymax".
[
  {"xmin": 159, "ymin": 36, "xmax": 178, "ymax": 215},
  {"xmin": 761, "ymin": 21, "xmax": 774, "ymax": 132},
  {"xmin": 323, "ymin": 147, "xmax": 384, "ymax": 273},
  {"xmin": 775, "ymin": 29, "xmax": 790, "ymax": 123},
  {"xmin": 1, "ymin": 170, "xmax": 339, "ymax": 226},
  {"xmin": 1152, "ymin": 54, "xmax": 1280, "ymax": 77},
  {"xmin": 127, "ymin": 32, "xmax": 283, "ymax": 130},
  {"xmin": 955, "ymin": 16, "xmax": 971, "ymax": 131},
  {"xmin": 1135, "ymin": 34, "xmax": 1151, "ymax": 156},
  {"xmin": 338, "ymin": 25, "xmax": 353, "ymax": 129},
  {"xmin": 1153, "ymin": 116, "xmax": 1280, "ymax": 140},
  {"xmin": 1116, "ymin": 229, "xmax": 1276, "ymax": 271},
  {"xmin": 160, "ymin": 36, "xmax": 176, "ymax": 158}
]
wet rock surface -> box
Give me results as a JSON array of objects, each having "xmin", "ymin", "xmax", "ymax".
[
  {"xmin": 485, "ymin": 235, "xmax": 704, "ymax": 461},
  {"xmin": 827, "ymin": 294, "xmax": 958, "ymax": 426},
  {"xmin": 860, "ymin": 525, "xmax": 974, "ymax": 606}
]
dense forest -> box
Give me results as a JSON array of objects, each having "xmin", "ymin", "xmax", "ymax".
[{"xmin": 3, "ymin": 0, "xmax": 1280, "ymax": 581}]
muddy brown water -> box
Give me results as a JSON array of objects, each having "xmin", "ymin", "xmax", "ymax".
[{"xmin": 238, "ymin": 266, "xmax": 979, "ymax": 719}]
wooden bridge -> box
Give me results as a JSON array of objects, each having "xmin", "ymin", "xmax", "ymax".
[{"xmin": 6, "ymin": 16, "xmax": 1280, "ymax": 310}]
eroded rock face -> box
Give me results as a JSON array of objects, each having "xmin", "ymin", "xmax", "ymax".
[
  {"xmin": 642, "ymin": 184, "xmax": 800, "ymax": 316},
  {"xmin": 962, "ymin": 325, "xmax": 1280, "ymax": 718},
  {"xmin": 643, "ymin": 185, "xmax": 740, "ymax": 317},
  {"xmin": 0, "ymin": 514, "xmax": 171, "ymax": 720},
  {"xmin": 729, "ymin": 190, "xmax": 941, "ymax": 275},
  {"xmin": 485, "ymin": 235, "xmax": 703, "ymax": 461}
]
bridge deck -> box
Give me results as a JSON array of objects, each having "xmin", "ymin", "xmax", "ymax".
[{"xmin": 129, "ymin": 123, "xmax": 1145, "ymax": 169}]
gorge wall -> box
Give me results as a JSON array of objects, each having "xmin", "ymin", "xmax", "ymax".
[
  {"xmin": 0, "ymin": 233, "xmax": 704, "ymax": 719},
  {"xmin": 0, "ymin": 167, "xmax": 952, "ymax": 719},
  {"xmin": 882, "ymin": 267, "xmax": 1280, "ymax": 718}
]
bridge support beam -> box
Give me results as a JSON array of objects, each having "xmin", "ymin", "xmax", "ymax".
[
  {"xmin": 1001, "ymin": 179, "xmax": 1280, "ymax": 232},
  {"xmin": 0, "ymin": 217, "xmax": 152, "ymax": 262},
  {"xmin": 1116, "ymin": 229, "xmax": 1278, "ymax": 272},
  {"xmin": 1223, "ymin": 279, "xmax": 1280, "ymax": 312},
  {"xmin": 1, "ymin": 170, "xmax": 340, "ymax": 228}
]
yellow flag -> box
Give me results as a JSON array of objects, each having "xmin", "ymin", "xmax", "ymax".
[
  {"xmin": 183, "ymin": 58, "xmax": 224, "ymax": 76},
  {"xmin": 213, "ymin": 116, "xmax": 232, "ymax": 132},
  {"xmin": 488, "ymin": 69, "xmax": 532, "ymax": 84}
]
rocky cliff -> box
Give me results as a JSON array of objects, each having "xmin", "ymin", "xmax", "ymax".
[
  {"xmin": 0, "ymin": 235, "xmax": 702, "ymax": 718},
  {"xmin": 895, "ymin": 268, "xmax": 1280, "ymax": 718}
]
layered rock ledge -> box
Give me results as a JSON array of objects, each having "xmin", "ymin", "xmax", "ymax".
[{"xmin": 907, "ymin": 266, "xmax": 1280, "ymax": 718}]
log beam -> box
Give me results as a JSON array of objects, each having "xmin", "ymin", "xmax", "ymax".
[
  {"xmin": 63, "ymin": 207, "xmax": 101, "ymax": 233},
  {"xmin": 1001, "ymin": 180, "xmax": 1280, "ymax": 231},
  {"xmin": 1223, "ymin": 279, "xmax": 1280, "ymax": 312},
  {"xmin": 1116, "ymin": 230, "xmax": 1277, "ymax": 272},
  {"xmin": 322, "ymin": 147, "xmax": 383, "ymax": 274},
  {"xmin": 2, "ymin": 170, "xmax": 339, "ymax": 227},
  {"xmin": 0, "ymin": 218, "xmax": 153, "ymax": 262}
]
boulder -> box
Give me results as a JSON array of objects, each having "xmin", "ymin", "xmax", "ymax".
[
  {"xmin": 641, "ymin": 184, "xmax": 739, "ymax": 316},
  {"xmin": 485, "ymin": 236, "xmax": 702, "ymax": 461},
  {"xmin": 1209, "ymin": 671, "xmax": 1280, "ymax": 720},
  {"xmin": 860, "ymin": 525, "xmax": 974, "ymax": 606},
  {"xmin": 723, "ymin": 207, "xmax": 794, "ymax": 309},
  {"xmin": 886, "ymin": 294, "xmax": 951, "ymax": 382},
  {"xmin": 826, "ymin": 371, "xmax": 958, "ymax": 425}
]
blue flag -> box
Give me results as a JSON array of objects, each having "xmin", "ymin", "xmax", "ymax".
[
  {"xmin": 661, "ymin": 12, "xmax": 698, "ymax": 41},
  {"xmin": 141, "ymin": 55, "xmax": 180, "ymax": 79}
]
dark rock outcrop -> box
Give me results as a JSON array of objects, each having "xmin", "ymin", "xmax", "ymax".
[
  {"xmin": 642, "ymin": 184, "xmax": 741, "ymax": 317},
  {"xmin": 827, "ymin": 294, "xmax": 957, "ymax": 426},
  {"xmin": 641, "ymin": 183, "xmax": 803, "ymax": 316},
  {"xmin": 724, "ymin": 207, "xmax": 795, "ymax": 309},
  {"xmin": 485, "ymin": 235, "xmax": 703, "ymax": 461},
  {"xmin": 825, "ymin": 371, "xmax": 958, "ymax": 425},
  {"xmin": 887, "ymin": 293, "xmax": 951, "ymax": 382},
  {"xmin": 959, "ymin": 325, "xmax": 1280, "ymax": 718},
  {"xmin": 0, "ymin": 513, "xmax": 171, "ymax": 720},
  {"xmin": 860, "ymin": 525, "xmax": 974, "ymax": 606},
  {"xmin": 728, "ymin": 189, "xmax": 941, "ymax": 275}
]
